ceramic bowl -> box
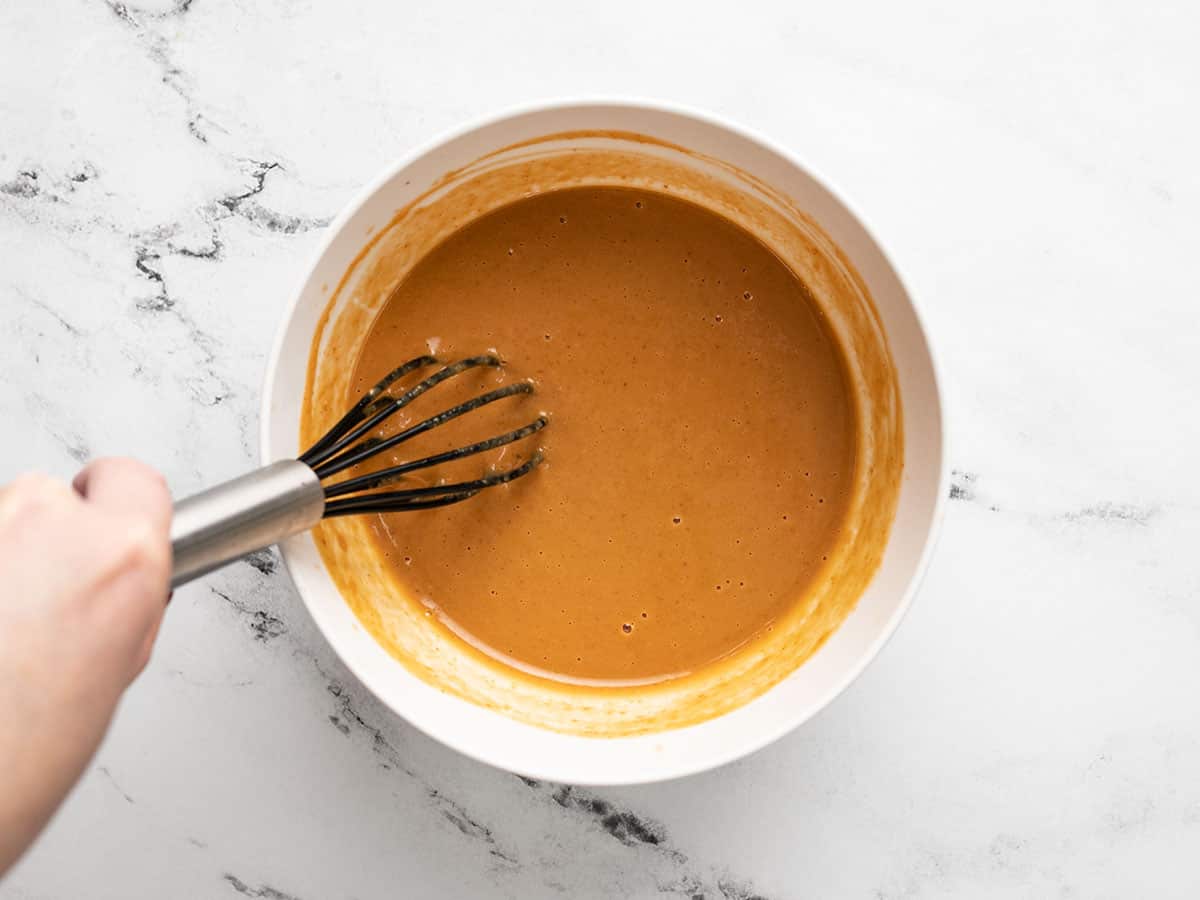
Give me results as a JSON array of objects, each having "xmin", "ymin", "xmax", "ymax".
[{"xmin": 261, "ymin": 100, "xmax": 946, "ymax": 785}]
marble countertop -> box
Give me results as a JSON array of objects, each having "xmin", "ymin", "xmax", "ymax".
[{"xmin": 3, "ymin": 1, "xmax": 1198, "ymax": 897}]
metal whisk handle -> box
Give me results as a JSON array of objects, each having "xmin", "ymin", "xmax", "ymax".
[{"xmin": 169, "ymin": 460, "xmax": 325, "ymax": 588}]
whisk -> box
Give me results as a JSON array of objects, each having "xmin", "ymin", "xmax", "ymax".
[{"xmin": 169, "ymin": 354, "xmax": 546, "ymax": 587}]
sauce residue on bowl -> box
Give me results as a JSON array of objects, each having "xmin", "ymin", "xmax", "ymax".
[
  {"xmin": 300, "ymin": 131, "xmax": 902, "ymax": 737},
  {"xmin": 346, "ymin": 186, "xmax": 856, "ymax": 685}
]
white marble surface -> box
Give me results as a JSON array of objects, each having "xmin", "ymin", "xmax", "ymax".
[{"xmin": 2, "ymin": 0, "xmax": 1198, "ymax": 896}]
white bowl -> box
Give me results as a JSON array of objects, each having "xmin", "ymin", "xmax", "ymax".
[{"xmin": 261, "ymin": 100, "xmax": 947, "ymax": 785}]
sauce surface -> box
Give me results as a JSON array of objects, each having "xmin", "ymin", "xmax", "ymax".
[{"xmin": 347, "ymin": 186, "xmax": 857, "ymax": 685}]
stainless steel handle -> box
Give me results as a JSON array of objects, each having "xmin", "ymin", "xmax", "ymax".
[{"xmin": 170, "ymin": 459, "xmax": 325, "ymax": 588}]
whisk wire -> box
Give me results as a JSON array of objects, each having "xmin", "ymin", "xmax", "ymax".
[
  {"xmin": 323, "ymin": 451, "xmax": 543, "ymax": 517},
  {"xmin": 314, "ymin": 381, "xmax": 535, "ymax": 480},
  {"xmin": 302, "ymin": 354, "xmax": 502, "ymax": 471},
  {"xmin": 300, "ymin": 353, "xmax": 545, "ymax": 517},
  {"xmin": 323, "ymin": 416, "xmax": 548, "ymax": 498},
  {"xmin": 300, "ymin": 354, "xmax": 437, "ymax": 464}
]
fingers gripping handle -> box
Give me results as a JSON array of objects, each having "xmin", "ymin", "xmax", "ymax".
[{"xmin": 169, "ymin": 460, "xmax": 325, "ymax": 588}]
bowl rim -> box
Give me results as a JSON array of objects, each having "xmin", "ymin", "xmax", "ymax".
[{"xmin": 260, "ymin": 97, "xmax": 949, "ymax": 784}]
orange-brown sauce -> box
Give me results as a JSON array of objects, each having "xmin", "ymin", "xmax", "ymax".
[{"xmin": 345, "ymin": 186, "xmax": 856, "ymax": 685}]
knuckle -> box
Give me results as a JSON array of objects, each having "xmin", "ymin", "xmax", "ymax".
[
  {"xmin": 116, "ymin": 520, "xmax": 169, "ymax": 575},
  {"xmin": 93, "ymin": 456, "xmax": 144, "ymax": 479},
  {"xmin": 103, "ymin": 457, "xmax": 170, "ymax": 496},
  {"xmin": 144, "ymin": 467, "xmax": 170, "ymax": 498}
]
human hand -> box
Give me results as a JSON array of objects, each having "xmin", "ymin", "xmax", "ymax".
[{"xmin": 0, "ymin": 459, "xmax": 171, "ymax": 875}]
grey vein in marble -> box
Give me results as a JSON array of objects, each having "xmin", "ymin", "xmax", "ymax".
[
  {"xmin": 316, "ymin": 656, "xmax": 776, "ymax": 897},
  {"xmin": 96, "ymin": 766, "xmax": 135, "ymax": 805},
  {"xmin": 210, "ymin": 586, "xmax": 288, "ymax": 643},
  {"xmin": 948, "ymin": 468, "xmax": 1162, "ymax": 527},
  {"xmin": 318, "ymin": 663, "xmax": 523, "ymax": 868},
  {"xmin": 223, "ymin": 874, "xmax": 303, "ymax": 900}
]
